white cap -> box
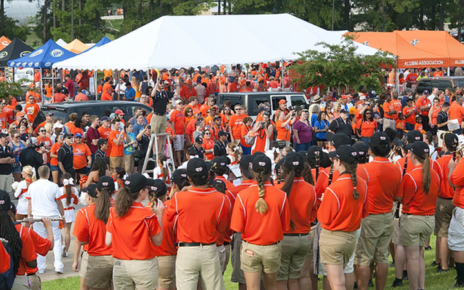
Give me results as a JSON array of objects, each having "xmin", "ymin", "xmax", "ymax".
[
  {"xmin": 175, "ymin": 100, "xmax": 182, "ymax": 105},
  {"xmin": 53, "ymin": 123, "xmax": 63, "ymax": 129},
  {"xmin": 360, "ymin": 96, "xmax": 366, "ymax": 100}
]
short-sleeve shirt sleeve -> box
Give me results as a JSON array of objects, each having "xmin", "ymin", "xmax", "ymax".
[{"xmin": 73, "ymin": 208, "xmax": 90, "ymax": 243}]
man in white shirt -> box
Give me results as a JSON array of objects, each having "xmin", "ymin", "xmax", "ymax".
[
  {"xmin": 428, "ymin": 87, "xmax": 438, "ymax": 103},
  {"xmin": 115, "ymin": 78, "xmax": 126, "ymax": 100},
  {"xmin": 27, "ymin": 165, "xmax": 65, "ymax": 274}
]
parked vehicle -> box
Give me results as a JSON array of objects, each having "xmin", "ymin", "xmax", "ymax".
[{"xmin": 416, "ymin": 77, "xmax": 464, "ymax": 93}]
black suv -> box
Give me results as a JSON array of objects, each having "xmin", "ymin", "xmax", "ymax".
[
  {"xmin": 33, "ymin": 101, "xmax": 152, "ymax": 129},
  {"xmin": 416, "ymin": 77, "xmax": 464, "ymax": 93}
]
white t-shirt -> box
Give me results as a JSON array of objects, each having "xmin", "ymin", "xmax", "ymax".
[
  {"xmin": 27, "ymin": 179, "xmax": 62, "ymax": 218},
  {"xmin": 14, "ymin": 180, "xmax": 30, "ymax": 215}
]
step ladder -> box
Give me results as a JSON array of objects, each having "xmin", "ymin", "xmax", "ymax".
[{"xmin": 141, "ymin": 133, "xmax": 175, "ymax": 178}]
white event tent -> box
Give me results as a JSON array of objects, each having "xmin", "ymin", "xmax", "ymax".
[{"xmin": 53, "ymin": 13, "xmax": 381, "ymax": 70}]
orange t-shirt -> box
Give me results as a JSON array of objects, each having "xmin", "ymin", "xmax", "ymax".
[
  {"xmin": 166, "ymin": 187, "xmax": 229, "ymax": 244},
  {"xmin": 229, "ymin": 114, "xmax": 247, "ymax": 140},
  {"xmin": 276, "ymin": 120, "xmax": 291, "ymax": 141},
  {"xmin": 356, "ymin": 120, "xmax": 377, "ymax": 137},
  {"xmin": 37, "ymin": 136, "xmax": 52, "ymax": 163},
  {"xmin": 50, "ymin": 142, "xmax": 61, "ymax": 166},
  {"xmin": 450, "ymin": 159, "xmax": 464, "ymax": 209},
  {"xmin": 73, "ymin": 142, "xmax": 91, "ymax": 169},
  {"xmin": 430, "ymin": 105, "xmax": 440, "ymax": 125},
  {"xmin": 101, "ymin": 91, "xmax": 112, "ymax": 101},
  {"xmin": 416, "ymin": 97, "xmax": 431, "ymax": 117},
  {"xmin": 0, "ymin": 244, "xmax": 10, "ymax": 273},
  {"xmin": 15, "ymin": 224, "xmax": 38, "ymax": 276},
  {"xmin": 170, "ymin": 109, "xmax": 185, "ymax": 135},
  {"xmin": 276, "ymin": 178, "xmax": 317, "ymax": 233},
  {"xmin": 414, "ymin": 123, "xmax": 424, "ymax": 132},
  {"xmin": 4, "ymin": 105, "xmax": 14, "ymax": 124},
  {"xmin": 202, "ymin": 138, "xmax": 215, "ymax": 160},
  {"xmin": 106, "ymin": 202, "xmax": 161, "ymax": 260},
  {"xmin": 315, "ymin": 166, "xmax": 369, "ymax": 199},
  {"xmin": 433, "ymin": 154, "xmax": 454, "ymax": 199},
  {"xmin": 397, "ymin": 165, "xmax": 439, "ymax": 215},
  {"xmin": 363, "ymin": 157, "xmax": 402, "ymax": 214},
  {"xmin": 98, "ymin": 126, "xmax": 112, "ymax": 155},
  {"xmin": 102, "ymin": 82, "xmax": 113, "ymax": 94},
  {"xmin": 24, "ymin": 103, "xmax": 39, "ymax": 123},
  {"xmin": 228, "ymin": 82, "xmax": 241, "ymax": 92},
  {"xmin": 240, "ymin": 124, "xmax": 254, "ymax": 148},
  {"xmin": 318, "ymin": 175, "xmax": 368, "ymax": 232},
  {"xmin": 231, "ymin": 181, "xmax": 290, "ymax": 245},
  {"xmin": 146, "ymin": 200, "xmax": 177, "ymax": 256},
  {"xmin": 396, "ymin": 119, "xmax": 406, "ymax": 130},
  {"xmin": 109, "ymin": 130, "xmax": 125, "ymax": 157},
  {"xmin": 0, "ymin": 112, "xmax": 7, "ymax": 130},
  {"xmin": 25, "ymin": 227, "xmax": 51, "ymax": 275},
  {"xmin": 403, "ymin": 106, "xmax": 417, "ymax": 125},
  {"xmin": 449, "ymin": 102, "xmax": 464, "ymax": 122},
  {"xmin": 73, "ymin": 204, "xmax": 113, "ymax": 256}
]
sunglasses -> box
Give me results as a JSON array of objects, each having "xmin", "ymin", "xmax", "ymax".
[
  {"xmin": 14, "ymin": 136, "xmax": 20, "ymax": 138},
  {"xmin": 205, "ymin": 133, "xmax": 211, "ymax": 135},
  {"xmin": 225, "ymin": 109, "xmax": 230, "ymax": 111},
  {"xmin": 40, "ymin": 130, "xmax": 46, "ymax": 132},
  {"xmin": 75, "ymin": 137, "xmax": 82, "ymax": 139}
]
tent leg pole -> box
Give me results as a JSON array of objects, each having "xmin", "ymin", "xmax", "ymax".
[
  {"xmin": 52, "ymin": 70, "xmax": 54, "ymax": 103},
  {"xmin": 281, "ymin": 60, "xmax": 284, "ymax": 90},
  {"xmin": 395, "ymin": 68, "xmax": 399, "ymax": 93},
  {"xmin": 40, "ymin": 68, "xmax": 43, "ymax": 105},
  {"xmin": 448, "ymin": 67, "xmax": 451, "ymax": 76}
]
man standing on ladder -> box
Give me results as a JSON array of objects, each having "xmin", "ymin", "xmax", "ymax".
[{"xmin": 150, "ymin": 79, "xmax": 171, "ymax": 155}]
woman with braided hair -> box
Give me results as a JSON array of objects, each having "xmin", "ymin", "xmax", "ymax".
[
  {"xmin": 276, "ymin": 152, "xmax": 317, "ymax": 290},
  {"xmin": 318, "ymin": 145, "xmax": 368, "ymax": 290},
  {"xmin": 397, "ymin": 141, "xmax": 439, "ymax": 290},
  {"xmin": 230, "ymin": 155, "xmax": 290, "ymax": 290}
]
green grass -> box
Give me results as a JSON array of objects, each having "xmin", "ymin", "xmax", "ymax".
[{"xmin": 42, "ymin": 235, "xmax": 457, "ymax": 289}]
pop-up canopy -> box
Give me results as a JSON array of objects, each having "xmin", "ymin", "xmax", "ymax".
[
  {"xmin": 0, "ymin": 36, "xmax": 11, "ymax": 50},
  {"xmin": 53, "ymin": 14, "xmax": 381, "ymax": 70},
  {"xmin": 0, "ymin": 37, "xmax": 33, "ymax": 66},
  {"xmin": 83, "ymin": 36, "xmax": 111, "ymax": 53},
  {"xmin": 56, "ymin": 39, "xmax": 67, "ymax": 47},
  {"xmin": 63, "ymin": 39, "xmax": 90, "ymax": 54},
  {"xmin": 8, "ymin": 39, "xmax": 76, "ymax": 68}
]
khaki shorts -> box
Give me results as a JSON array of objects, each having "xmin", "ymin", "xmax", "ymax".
[
  {"xmin": 86, "ymin": 255, "xmax": 114, "ymax": 289},
  {"xmin": 307, "ymin": 229, "xmax": 316, "ymax": 260},
  {"xmin": 399, "ymin": 214, "xmax": 434, "ymax": 247},
  {"xmin": 435, "ymin": 197, "xmax": 456, "ymax": 238},
  {"xmin": 11, "ymin": 275, "xmax": 30, "ymax": 290},
  {"xmin": 0, "ymin": 173, "xmax": 12, "ymax": 193},
  {"xmin": 354, "ymin": 213, "xmax": 393, "ymax": 265},
  {"xmin": 124, "ymin": 154, "xmax": 135, "ymax": 174},
  {"xmin": 151, "ymin": 114, "xmax": 167, "ymax": 134},
  {"xmin": 113, "ymin": 258, "xmax": 158, "ymax": 290},
  {"xmin": 173, "ymin": 135, "xmax": 185, "ymax": 151},
  {"xmin": 277, "ymin": 234, "xmax": 312, "ymax": 281},
  {"xmin": 383, "ymin": 118, "xmax": 396, "ymax": 131},
  {"xmin": 241, "ymin": 241, "xmax": 281, "ymax": 274},
  {"xmin": 392, "ymin": 218, "xmax": 400, "ymax": 244},
  {"xmin": 157, "ymin": 255, "xmax": 176, "ymax": 289},
  {"xmin": 231, "ymin": 233, "xmax": 245, "ymax": 284},
  {"xmin": 110, "ymin": 156, "xmax": 124, "ymax": 172},
  {"xmin": 223, "ymin": 244, "xmax": 230, "ymax": 274},
  {"xmin": 319, "ymin": 229, "xmax": 357, "ymax": 268},
  {"xmin": 29, "ymin": 273, "xmax": 41, "ymax": 290},
  {"xmin": 217, "ymin": 244, "xmax": 226, "ymax": 273},
  {"xmin": 79, "ymin": 251, "xmax": 89, "ymax": 278},
  {"xmin": 448, "ymin": 207, "xmax": 464, "ymax": 252}
]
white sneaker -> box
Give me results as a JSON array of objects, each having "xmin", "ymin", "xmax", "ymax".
[
  {"xmin": 62, "ymin": 245, "xmax": 68, "ymax": 257},
  {"xmin": 38, "ymin": 269, "xmax": 45, "ymax": 274},
  {"xmin": 55, "ymin": 268, "xmax": 63, "ymax": 274}
]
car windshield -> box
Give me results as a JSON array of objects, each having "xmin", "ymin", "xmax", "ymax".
[{"xmin": 41, "ymin": 108, "xmax": 69, "ymax": 122}]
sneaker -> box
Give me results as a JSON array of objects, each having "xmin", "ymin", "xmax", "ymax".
[
  {"xmin": 55, "ymin": 268, "xmax": 63, "ymax": 274},
  {"xmin": 62, "ymin": 245, "xmax": 68, "ymax": 258},
  {"xmin": 368, "ymin": 280, "xmax": 374, "ymax": 288},
  {"xmin": 38, "ymin": 269, "xmax": 45, "ymax": 274},
  {"xmin": 392, "ymin": 279, "xmax": 403, "ymax": 287},
  {"xmin": 425, "ymin": 246, "xmax": 432, "ymax": 250},
  {"xmin": 431, "ymin": 261, "xmax": 440, "ymax": 267},
  {"xmin": 437, "ymin": 268, "xmax": 450, "ymax": 273},
  {"xmin": 454, "ymin": 281, "xmax": 464, "ymax": 288},
  {"xmin": 353, "ymin": 282, "xmax": 358, "ymax": 289},
  {"xmin": 403, "ymin": 270, "xmax": 408, "ymax": 280}
]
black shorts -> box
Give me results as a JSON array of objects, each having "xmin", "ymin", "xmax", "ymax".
[
  {"xmin": 430, "ymin": 126, "xmax": 438, "ymax": 136},
  {"xmin": 76, "ymin": 167, "xmax": 87, "ymax": 175},
  {"xmin": 316, "ymin": 137, "xmax": 327, "ymax": 142}
]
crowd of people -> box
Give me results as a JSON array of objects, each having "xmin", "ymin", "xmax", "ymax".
[{"xmin": 1, "ymin": 65, "xmax": 464, "ymax": 290}]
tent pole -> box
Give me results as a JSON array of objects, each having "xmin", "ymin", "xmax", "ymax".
[
  {"xmin": 448, "ymin": 67, "xmax": 451, "ymax": 76},
  {"xmin": 395, "ymin": 68, "xmax": 399, "ymax": 93},
  {"xmin": 40, "ymin": 68, "xmax": 43, "ymax": 105},
  {"xmin": 281, "ymin": 60, "xmax": 284, "ymax": 90},
  {"xmin": 52, "ymin": 69, "xmax": 54, "ymax": 103}
]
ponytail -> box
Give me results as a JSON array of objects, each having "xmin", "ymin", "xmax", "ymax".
[
  {"xmin": 95, "ymin": 188, "xmax": 112, "ymax": 224},
  {"xmin": 342, "ymin": 162, "xmax": 359, "ymax": 200},
  {"xmin": 415, "ymin": 153, "xmax": 431, "ymax": 195},
  {"xmin": 302, "ymin": 162, "xmax": 315, "ymax": 185},
  {"xmin": 115, "ymin": 186, "xmax": 138, "ymax": 217},
  {"xmin": 62, "ymin": 173, "xmax": 73, "ymax": 206},
  {"xmin": 148, "ymin": 193, "xmax": 159, "ymax": 213},
  {"xmin": 280, "ymin": 166, "xmax": 300, "ymax": 230},
  {"xmin": 253, "ymin": 172, "xmax": 271, "ymax": 214}
]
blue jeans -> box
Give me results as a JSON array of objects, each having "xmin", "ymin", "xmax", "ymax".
[
  {"xmin": 406, "ymin": 123, "xmax": 415, "ymax": 131},
  {"xmin": 295, "ymin": 142, "xmax": 311, "ymax": 152},
  {"xmin": 240, "ymin": 144, "xmax": 252, "ymax": 155},
  {"xmin": 360, "ymin": 137, "xmax": 370, "ymax": 147}
]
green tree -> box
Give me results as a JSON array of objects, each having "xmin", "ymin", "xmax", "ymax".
[
  {"xmin": 292, "ymin": 38, "xmax": 396, "ymax": 94},
  {"xmin": 1, "ymin": 15, "xmax": 29, "ymax": 41},
  {"xmin": 0, "ymin": 80, "xmax": 26, "ymax": 100}
]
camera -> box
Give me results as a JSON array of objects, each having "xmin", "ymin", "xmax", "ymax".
[
  {"xmin": 288, "ymin": 106, "xmax": 294, "ymax": 110},
  {"xmin": 147, "ymin": 125, "xmax": 152, "ymax": 130},
  {"xmin": 260, "ymin": 122, "xmax": 265, "ymax": 129}
]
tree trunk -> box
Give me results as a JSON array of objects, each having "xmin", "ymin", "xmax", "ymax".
[
  {"xmin": 419, "ymin": 1, "xmax": 425, "ymax": 29},
  {"xmin": 79, "ymin": 0, "xmax": 81, "ymax": 26},
  {"xmin": 150, "ymin": 0, "xmax": 154, "ymax": 14},
  {"xmin": 0, "ymin": 0, "xmax": 4, "ymax": 36},
  {"xmin": 43, "ymin": 0, "xmax": 48, "ymax": 43},
  {"xmin": 345, "ymin": 0, "xmax": 350, "ymax": 30},
  {"xmin": 62, "ymin": 0, "xmax": 64, "ymax": 11},
  {"xmin": 96, "ymin": 11, "xmax": 100, "ymax": 30},
  {"xmin": 459, "ymin": 0, "xmax": 463, "ymax": 42},
  {"xmin": 379, "ymin": 1, "xmax": 385, "ymax": 31},
  {"xmin": 430, "ymin": 2, "xmax": 436, "ymax": 30},
  {"xmin": 228, "ymin": 0, "xmax": 231, "ymax": 14},
  {"xmin": 71, "ymin": 0, "xmax": 74, "ymax": 40},
  {"xmin": 53, "ymin": 0, "xmax": 56, "ymax": 29},
  {"xmin": 159, "ymin": 0, "xmax": 163, "ymax": 17},
  {"xmin": 218, "ymin": 0, "xmax": 221, "ymax": 15},
  {"xmin": 138, "ymin": 1, "xmax": 142, "ymax": 21},
  {"xmin": 439, "ymin": 2, "xmax": 444, "ymax": 30}
]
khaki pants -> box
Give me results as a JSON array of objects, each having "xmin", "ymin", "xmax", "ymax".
[
  {"xmin": 29, "ymin": 273, "xmax": 41, "ymax": 290},
  {"xmin": 231, "ymin": 233, "xmax": 246, "ymax": 284},
  {"xmin": 110, "ymin": 156, "xmax": 124, "ymax": 172},
  {"xmin": 0, "ymin": 173, "xmax": 12, "ymax": 193},
  {"xmin": 113, "ymin": 258, "xmax": 158, "ymax": 290},
  {"xmin": 176, "ymin": 244, "xmax": 225, "ymax": 290},
  {"xmin": 11, "ymin": 275, "xmax": 31, "ymax": 290},
  {"xmin": 383, "ymin": 118, "xmax": 396, "ymax": 131},
  {"xmin": 124, "ymin": 154, "xmax": 135, "ymax": 174},
  {"xmin": 157, "ymin": 255, "xmax": 176, "ymax": 289}
]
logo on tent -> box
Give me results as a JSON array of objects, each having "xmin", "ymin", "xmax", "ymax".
[
  {"xmin": 362, "ymin": 41, "xmax": 370, "ymax": 46},
  {"xmin": 0, "ymin": 52, "xmax": 7, "ymax": 59},
  {"xmin": 50, "ymin": 49, "xmax": 64, "ymax": 57},
  {"xmin": 34, "ymin": 62, "xmax": 39, "ymax": 67},
  {"xmin": 410, "ymin": 39, "xmax": 420, "ymax": 46},
  {"xmin": 28, "ymin": 62, "xmax": 33, "ymax": 67},
  {"xmin": 10, "ymin": 62, "xmax": 14, "ymax": 66},
  {"xmin": 30, "ymin": 49, "xmax": 44, "ymax": 57},
  {"xmin": 20, "ymin": 51, "xmax": 31, "ymax": 57},
  {"xmin": 1, "ymin": 41, "xmax": 8, "ymax": 46},
  {"xmin": 22, "ymin": 62, "xmax": 27, "ymax": 66},
  {"xmin": 44, "ymin": 62, "xmax": 51, "ymax": 67}
]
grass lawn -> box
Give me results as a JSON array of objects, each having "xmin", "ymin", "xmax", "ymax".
[{"xmin": 42, "ymin": 235, "xmax": 458, "ymax": 289}]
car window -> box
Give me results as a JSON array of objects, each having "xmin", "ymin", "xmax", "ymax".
[
  {"xmin": 432, "ymin": 79, "xmax": 451, "ymax": 89},
  {"xmin": 271, "ymin": 96, "xmax": 286, "ymax": 111},
  {"xmin": 455, "ymin": 79, "xmax": 464, "ymax": 88},
  {"xmin": 217, "ymin": 94, "xmax": 245, "ymax": 109},
  {"xmin": 247, "ymin": 94, "xmax": 270, "ymax": 116},
  {"xmin": 418, "ymin": 79, "xmax": 432, "ymax": 88},
  {"xmin": 291, "ymin": 95, "xmax": 307, "ymax": 108}
]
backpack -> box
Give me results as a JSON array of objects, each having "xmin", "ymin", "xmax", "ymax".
[{"xmin": 0, "ymin": 240, "xmax": 16, "ymax": 290}]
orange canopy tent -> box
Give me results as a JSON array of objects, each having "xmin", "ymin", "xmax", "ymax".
[
  {"xmin": 0, "ymin": 36, "xmax": 11, "ymax": 50},
  {"xmin": 348, "ymin": 32, "xmax": 449, "ymax": 68},
  {"xmin": 63, "ymin": 39, "xmax": 90, "ymax": 54}
]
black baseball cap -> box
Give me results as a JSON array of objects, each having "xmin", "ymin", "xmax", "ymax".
[
  {"xmin": 340, "ymin": 109, "xmax": 348, "ymax": 114},
  {"xmin": 218, "ymin": 130, "xmax": 228, "ymax": 138},
  {"xmin": 405, "ymin": 130, "xmax": 423, "ymax": 144},
  {"xmin": 0, "ymin": 190, "xmax": 11, "ymax": 212},
  {"xmin": 297, "ymin": 150, "xmax": 309, "ymax": 161},
  {"xmin": 212, "ymin": 179, "xmax": 226, "ymax": 194},
  {"xmin": 326, "ymin": 132, "xmax": 351, "ymax": 149},
  {"xmin": 328, "ymin": 145, "xmax": 358, "ymax": 164},
  {"xmin": 172, "ymin": 169, "xmax": 188, "ymax": 184},
  {"xmin": 147, "ymin": 179, "xmax": 168, "ymax": 197},
  {"xmin": 195, "ymin": 135, "xmax": 203, "ymax": 144},
  {"xmin": 124, "ymin": 173, "xmax": 148, "ymax": 193},
  {"xmin": 0, "ymin": 133, "xmax": 8, "ymax": 138},
  {"xmin": 308, "ymin": 146, "xmax": 323, "ymax": 161},
  {"xmin": 410, "ymin": 141, "xmax": 430, "ymax": 157},
  {"xmin": 369, "ymin": 132, "xmax": 390, "ymax": 150},
  {"xmin": 252, "ymin": 155, "xmax": 272, "ymax": 175},
  {"xmin": 211, "ymin": 156, "xmax": 228, "ymax": 170},
  {"xmin": 97, "ymin": 176, "xmax": 115, "ymax": 192},
  {"xmin": 187, "ymin": 158, "xmax": 208, "ymax": 181},
  {"xmin": 187, "ymin": 146, "xmax": 198, "ymax": 156},
  {"xmin": 284, "ymin": 152, "xmax": 305, "ymax": 171},
  {"xmin": 82, "ymin": 184, "xmax": 98, "ymax": 198},
  {"xmin": 239, "ymin": 155, "xmax": 254, "ymax": 179},
  {"xmin": 393, "ymin": 137, "xmax": 405, "ymax": 148},
  {"xmin": 64, "ymin": 133, "xmax": 73, "ymax": 139},
  {"xmin": 353, "ymin": 142, "xmax": 369, "ymax": 157},
  {"xmin": 9, "ymin": 201, "xmax": 16, "ymax": 214},
  {"xmin": 97, "ymin": 138, "xmax": 108, "ymax": 147},
  {"xmin": 441, "ymin": 132, "xmax": 459, "ymax": 150}
]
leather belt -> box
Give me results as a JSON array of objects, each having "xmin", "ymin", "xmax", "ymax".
[{"xmin": 177, "ymin": 242, "xmax": 215, "ymax": 247}]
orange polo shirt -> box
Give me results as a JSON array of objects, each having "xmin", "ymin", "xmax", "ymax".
[
  {"xmin": 395, "ymin": 154, "xmax": 415, "ymax": 174},
  {"xmin": 230, "ymin": 181, "xmax": 291, "ymax": 245},
  {"xmin": 73, "ymin": 142, "xmax": 92, "ymax": 169},
  {"xmin": 433, "ymin": 154, "xmax": 454, "ymax": 199},
  {"xmin": 356, "ymin": 120, "xmax": 377, "ymax": 137},
  {"xmin": 0, "ymin": 244, "xmax": 10, "ymax": 273},
  {"xmin": 109, "ymin": 130, "xmax": 125, "ymax": 157},
  {"xmin": 403, "ymin": 106, "xmax": 417, "ymax": 125},
  {"xmin": 318, "ymin": 175, "xmax": 368, "ymax": 232},
  {"xmin": 397, "ymin": 165, "xmax": 439, "ymax": 215},
  {"xmin": 449, "ymin": 102, "xmax": 464, "ymax": 122},
  {"xmin": 166, "ymin": 187, "xmax": 229, "ymax": 244},
  {"xmin": 315, "ymin": 165, "xmax": 369, "ymax": 199},
  {"xmin": 416, "ymin": 97, "xmax": 431, "ymax": 117},
  {"xmin": 229, "ymin": 114, "xmax": 247, "ymax": 140},
  {"xmin": 450, "ymin": 159, "xmax": 464, "ymax": 209},
  {"xmin": 146, "ymin": 200, "xmax": 177, "ymax": 256},
  {"xmin": 25, "ymin": 227, "xmax": 51, "ymax": 275},
  {"xmin": 106, "ymin": 202, "xmax": 161, "ymax": 260},
  {"xmin": 15, "ymin": 224, "xmax": 38, "ymax": 276}
]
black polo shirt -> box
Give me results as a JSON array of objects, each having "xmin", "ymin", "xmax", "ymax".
[
  {"xmin": 152, "ymin": 90, "xmax": 170, "ymax": 115},
  {"xmin": 191, "ymin": 145, "xmax": 205, "ymax": 159},
  {"xmin": 0, "ymin": 145, "xmax": 14, "ymax": 175},
  {"xmin": 58, "ymin": 144, "xmax": 74, "ymax": 171},
  {"xmin": 213, "ymin": 140, "xmax": 227, "ymax": 157},
  {"xmin": 437, "ymin": 110, "xmax": 449, "ymax": 131},
  {"xmin": 329, "ymin": 117, "xmax": 352, "ymax": 137},
  {"xmin": 19, "ymin": 147, "xmax": 43, "ymax": 174}
]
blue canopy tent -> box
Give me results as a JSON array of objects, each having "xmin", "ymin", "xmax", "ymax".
[
  {"xmin": 85, "ymin": 36, "xmax": 111, "ymax": 52},
  {"xmin": 7, "ymin": 39, "xmax": 76, "ymax": 101}
]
